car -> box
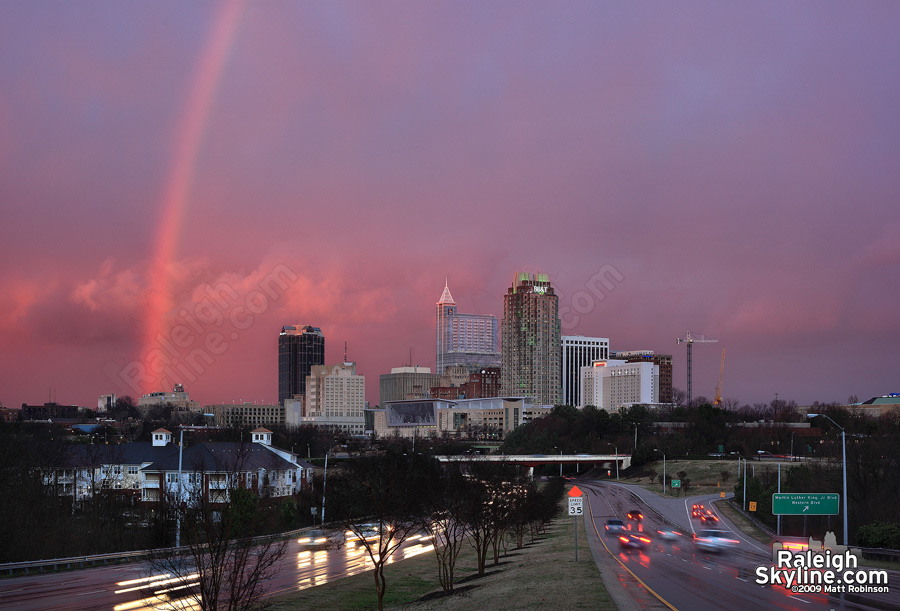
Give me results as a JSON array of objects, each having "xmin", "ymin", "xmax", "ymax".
[
  {"xmin": 619, "ymin": 532, "xmax": 652, "ymax": 550},
  {"xmin": 627, "ymin": 509, "xmax": 644, "ymax": 521},
  {"xmin": 657, "ymin": 528, "xmax": 682, "ymax": 541},
  {"xmin": 701, "ymin": 512, "xmax": 719, "ymax": 524},
  {"xmin": 605, "ymin": 519, "xmax": 626, "ymax": 535},
  {"xmin": 691, "ymin": 503, "xmax": 705, "ymax": 518},
  {"xmin": 298, "ymin": 529, "xmax": 344, "ymax": 549},
  {"xmin": 693, "ymin": 529, "xmax": 739, "ymax": 552},
  {"xmin": 345, "ymin": 523, "xmax": 381, "ymax": 544}
]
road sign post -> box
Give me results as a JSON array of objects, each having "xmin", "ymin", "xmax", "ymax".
[
  {"xmin": 568, "ymin": 486, "xmax": 583, "ymax": 561},
  {"xmin": 772, "ymin": 493, "xmax": 839, "ymax": 515}
]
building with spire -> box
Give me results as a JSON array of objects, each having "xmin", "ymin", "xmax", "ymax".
[
  {"xmin": 435, "ymin": 280, "xmax": 500, "ymax": 374},
  {"xmin": 501, "ymin": 272, "xmax": 561, "ymax": 405}
]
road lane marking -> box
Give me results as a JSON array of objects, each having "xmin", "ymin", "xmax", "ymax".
[
  {"xmin": 585, "ymin": 491, "xmax": 679, "ymax": 611},
  {"xmin": 788, "ymin": 596, "xmax": 811, "ymax": 604},
  {"xmin": 75, "ymin": 590, "xmax": 107, "ymax": 596}
]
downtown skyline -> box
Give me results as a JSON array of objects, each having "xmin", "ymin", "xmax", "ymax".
[{"xmin": 1, "ymin": 3, "xmax": 899, "ymax": 410}]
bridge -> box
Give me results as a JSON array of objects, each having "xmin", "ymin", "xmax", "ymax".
[{"xmin": 435, "ymin": 453, "xmax": 631, "ymax": 477}]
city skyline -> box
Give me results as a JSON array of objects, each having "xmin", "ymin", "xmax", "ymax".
[{"xmin": 2, "ymin": 4, "xmax": 899, "ymax": 410}]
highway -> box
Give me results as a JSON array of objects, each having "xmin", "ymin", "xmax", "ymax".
[
  {"xmin": 3, "ymin": 483, "xmax": 898, "ymax": 610},
  {"xmin": 580, "ymin": 479, "xmax": 900, "ymax": 611},
  {"xmin": 0, "ymin": 533, "xmax": 435, "ymax": 610}
]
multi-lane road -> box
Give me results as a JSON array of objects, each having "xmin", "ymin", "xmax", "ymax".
[
  {"xmin": 0, "ymin": 532, "xmax": 435, "ymax": 610},
  {"xmin": 579, "ymin": 479, "xmax": 900, "ymax": 610},
  {"xmin": 3, "ymin": 482, "xmax": 899, "ymax": 610}
]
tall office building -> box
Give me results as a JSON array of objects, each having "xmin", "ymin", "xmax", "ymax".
[
  {"xmin": 612, "ymin": 351, "xmax": 673, "ymax": 404},
  {"xmin": 435, "ymin": 281, "xmax": 500, "ymax": 373},
  {"xmin": 304, "ymin": 362, "xmax": 366, "ymax": 434},
  {"xmin": 561, "ymin": 336, "xmax": 609, "ymax": 406},
  {"xmin": 500, "ymin": 272, "xmax": 561, "ymax": 405},
  {"xmin": 580, "ymin": 359, "xmax": 658, "ymax": 410},
  {"xmin": 278, "ymin": 325, "xmax": 325, "ymax": 405},
  {"xmin": 379, "ymin": 366, "xmax": 441, "ymax": 404}
]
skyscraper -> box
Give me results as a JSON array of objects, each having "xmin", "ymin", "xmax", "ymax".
[
  {"xmin": 580, "ymin": 359, "xmax": 658, "ymax": 410},
  {"xmin": 561, "ymin": 336, "xmax": 609, "ymax": 406},
  {"xmin": 435, "ymin": 281, "xmax": 500, "ymax": 373},
  {"xmin": 278, "ymin": 325, "xmax": 325, "ymax": 405},
  {"xmin": 500, "ymin": 272, "xmax": 561, "ymax": 404},
  {"xmin": 612, "ymin": 350, "xmax": 673, "ymax": 404},
  {"xmin": 304, "ymin": 362, "xmax": 366, "ymax": 434}
]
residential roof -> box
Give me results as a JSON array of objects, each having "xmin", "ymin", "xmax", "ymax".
[
  {"xmin": 59, "ymin": 442, "xmax": 179, "ymax": 468},
  {"xmin": 143, "ymin": 442, "xmax": 297, "ymax": 473}
]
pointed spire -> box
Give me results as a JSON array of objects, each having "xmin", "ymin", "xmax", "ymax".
[{"xmin": 438, "ymin": 278, "xmax": 455, "ymax": 304}]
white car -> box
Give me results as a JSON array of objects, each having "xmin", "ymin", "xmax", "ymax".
[{"xmin": 693, "ymin": 529, "xmax": 739, "ymax": 552}]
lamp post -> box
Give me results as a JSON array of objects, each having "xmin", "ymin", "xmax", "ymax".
[
  {"xmin": 614, "ymin": 445, "xmax": 619, "ymax": 481},
  {"xmin": 321, "ymin": 450, "xmax": 329, "ymax": 526},
  {"xmin": 654, "ymin": 448, "xmax": 666, "ymax": 493},
  {"xmin": 175, "ymin": 413, "xmax": 214, "ymax": 548},
  {"xmin": 742, "ymin": 456, "xmax": 747, "ymax": 512},
  {"xmin": 808, "ymin": 413, "xmax": 848, "ymax": 546}
]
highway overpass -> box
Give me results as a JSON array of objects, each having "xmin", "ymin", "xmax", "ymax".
[{"xmin": 435, "ymin": 454, "xmax": 631, "ymax": 475}]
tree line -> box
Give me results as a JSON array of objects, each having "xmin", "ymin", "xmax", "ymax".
[{"xmin": 327, "ymin": 451, "xmax": 565, "ymax": 611}]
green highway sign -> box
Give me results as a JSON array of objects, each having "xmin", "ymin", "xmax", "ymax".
[
  {"xmin": 671, "ymin": 479, "xmax": 681, "ymax": 488},
  {"xmin": 772, "ymin": 493, "xmax": 839, "ymax": 515}
]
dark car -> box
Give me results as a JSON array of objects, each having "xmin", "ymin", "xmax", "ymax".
[
  {"xmin": 605, "ymin": 519, "xmax": 626, "ymax": 535},
  {"xmin": 701, "ymin": 511, "xmax": 719, "ymax": 524},
  {"xmin": 691, "ymin": 503, "xmax": 705, "ymax": 518},
  {"xmin": 619, "ymin": 532, "xmax": 651, "ymax": 550},
  {"xmin": 627, "ymin": 509, "xmax": 644, "ymax": 521}
]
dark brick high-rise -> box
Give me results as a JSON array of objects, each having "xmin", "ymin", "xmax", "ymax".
[{"xmin": 278, "ymin": 325, "xmax": 324, "ymax": 405}]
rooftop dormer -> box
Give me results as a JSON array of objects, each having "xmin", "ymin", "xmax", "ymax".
[
  {"xmin": 251, "ymin": 427, "xmax": 272, "ymax": 446},
  {"xmin": 152, "ymin": 428, "xmax": 172, "ymax": 447}
]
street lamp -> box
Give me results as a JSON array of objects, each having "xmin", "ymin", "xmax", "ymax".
[
  {"xmin": 654, "ymin": 448, "xmax": 666, "ymax": 494},
  {"xmin": 610, "ymin": 444, "xmax": 619, "ymax": 481},
  {"xmin": 807, "ymin": 413, "xmax": 848, "ymax": 546}
]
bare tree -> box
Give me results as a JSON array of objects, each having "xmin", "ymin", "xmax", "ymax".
[
  {"xmin": 328, "ymin": 450, "xmax": 432, "ymax": 611},
  {"xmin": 420, "ymin": 463, "xmax": 471, "ymax": 593},
  {"xmin": 463, "ymin": 462, "xmax": 526, "ymax": 575}
]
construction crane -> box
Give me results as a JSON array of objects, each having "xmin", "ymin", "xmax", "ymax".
[
  {"xmin": 714, "ymin": 349, "xmax": 725, "ymax": 406},
  {"xmin": 676, "ymin": 331, "xmax": 718, "ymax": 406}
]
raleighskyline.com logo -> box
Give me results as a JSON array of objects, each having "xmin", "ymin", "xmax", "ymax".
[{"xmin": 754, "ymin": 533, "xmax": 889, "ymax": 595}]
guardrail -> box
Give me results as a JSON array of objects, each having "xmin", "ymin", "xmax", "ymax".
[
  {"xmin": 856, "ymin": 547, "xmax": 900, "ymax": 563},
  {"xmin": 0, "ymin": 526, "xmax": 313, "ymax": 578},
  {"xmin": 723, "ymin": 500, "xmax": 900, "ymax": 564}
]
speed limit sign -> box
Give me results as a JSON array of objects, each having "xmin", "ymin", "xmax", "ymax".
[{"xmin": 568, "ymin": 497, "xmax": 583, "ymax": 516}]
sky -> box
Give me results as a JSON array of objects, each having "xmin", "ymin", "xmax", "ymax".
[{"xmin": 2, "ymin": 2, "xmax": 898, "ymax": 411}]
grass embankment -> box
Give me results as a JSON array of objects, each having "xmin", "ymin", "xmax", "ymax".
[
  {"xmin": 268, "ymin": 507, "xmax": 613, "ymax": 610},
  {"xmin": 712, "ymin": 498, "xmax": 773, "ymax": 546},
  {"xmin": 614, "ymin": 458, "xmax": 786, "ymax": 498}
]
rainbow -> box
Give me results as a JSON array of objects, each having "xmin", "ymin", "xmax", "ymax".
[{"xmin": 142, "ymin": 0, "xmax": 246, "ymax": 393}]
